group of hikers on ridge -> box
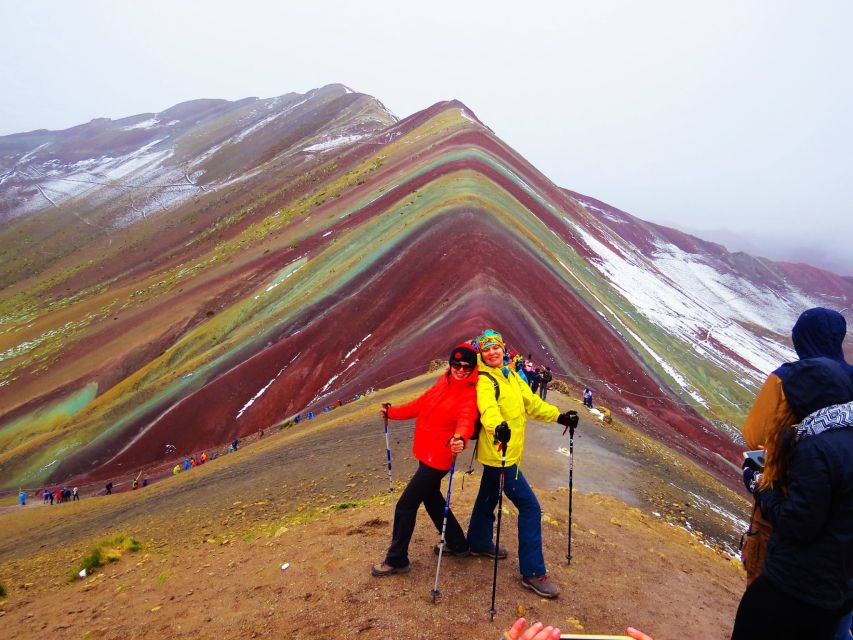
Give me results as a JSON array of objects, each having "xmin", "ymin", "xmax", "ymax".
[{"xmin": 371, "ymin": 312, "xmax": 853, "ymax": 640}]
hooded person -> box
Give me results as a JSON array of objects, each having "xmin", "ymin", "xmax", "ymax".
[
  {"xmin": 466, "ymin": 329, "xmax": 578, "ymax": 599},
  {"xmin": 371, "ymin": 343, "xmax": 479, "ymax": 577},
  {"xmin": 733, "ymin": 356, "xmax": 853, "ymax": 639},
  {"xmin": 741, "ymin": 307, "xmax": 853, "ymax": 587}
]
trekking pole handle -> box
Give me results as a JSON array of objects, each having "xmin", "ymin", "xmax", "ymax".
[
  {"xmin": 494, "ymin": 421, "xmax": 511, "ymax": 448},
  {"xmin": 560, "ymin": 410, "xmax": 579, "ymax": 436}
]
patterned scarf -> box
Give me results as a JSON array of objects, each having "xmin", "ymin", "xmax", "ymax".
[{"xmin": 795, "ymin": 401, "xmax": 853, "ymax": 442}]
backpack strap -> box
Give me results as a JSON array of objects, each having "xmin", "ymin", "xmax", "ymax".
[
  {"xmin": 463, "ymin": 371, "xmax": 501, "ymax": 480},
  {"xmin": 479, "ymin": 371, "xmax": 500, "ymax": 400}
]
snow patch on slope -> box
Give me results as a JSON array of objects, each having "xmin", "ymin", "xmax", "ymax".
[
  {"xmin": 122, "ymin": 118, "xmax": 160, "ymax": 131},
  {"xmin": 568, "ymin": 221, "xmax": 804, "ymax": 380},
  {"xmin": 303, "ymin": 134, "xmax": 368, "ymax": 152}
]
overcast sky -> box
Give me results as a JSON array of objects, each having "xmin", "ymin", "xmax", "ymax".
[{"xmin": 2, "ymin": 1, "xmax": 851, "ymax": 273}]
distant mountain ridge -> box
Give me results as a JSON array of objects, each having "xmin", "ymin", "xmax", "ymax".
[
  {"xmin": 0, "ymin": 84, "xmax": 396, "ymax": 287},
  {"xmin": 0, "ymin": 86, "xmax": 850, "ymax": 491}
]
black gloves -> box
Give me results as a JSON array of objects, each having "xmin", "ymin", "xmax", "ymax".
[
  {"xmin": 494, "ymin": 422, "xmax": 511, "ymax": 446},
  {"xmin": 742, "ymin": 460, "xmax": 762, "ymax": 495},
  {"xmin": 557, "ymin": 410, "xmax": 579, "ymax": 434}
]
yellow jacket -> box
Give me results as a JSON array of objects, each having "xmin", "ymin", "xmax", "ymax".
[{"xmin": 475, "ymin": 356, "xmax": 561, "ymax": 467}]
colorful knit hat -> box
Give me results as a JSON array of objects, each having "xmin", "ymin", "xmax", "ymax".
[{"xmin": 477, "ymin": 329, "xmax": 505, "ymax": 351}]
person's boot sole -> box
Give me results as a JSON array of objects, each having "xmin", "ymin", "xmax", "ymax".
[
  {"xmin": 371, "ymin": 564, "xmax": 411, "ymax": 577},
  {"xmin": 469, "ymin": 549, "xmax": 508, "ymax": 560},
  {"xmin": 433, "ymin": 545, "xmax": 470, "ymax": 557},
  {"xmin": 521, "ymin": 579, "xmax": 560, "ymax": 599}
]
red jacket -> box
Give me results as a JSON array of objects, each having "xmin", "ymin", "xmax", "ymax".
[{"xmin": 387, "ymin": 369, "xmax": 478, "ymax": 470}]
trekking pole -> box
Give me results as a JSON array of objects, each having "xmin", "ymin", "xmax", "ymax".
[
  {"xmin": 382, "ymin": 403, "xmax": 395, "ymax": 531},
  {"xmin": 489, "ymin": 422, "xmax": 511, "ymax": 621},
  {"xmin": 431, "ymin": 439, "xmax": 460, "ymax": 603},
  {"xmin": 561, "ymin": 411, "xmax": 579, "ymax": 563}
]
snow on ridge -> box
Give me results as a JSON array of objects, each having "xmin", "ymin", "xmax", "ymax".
[
  {"xmin": 16, "ymin": 143, "xmax": 49, "ymax": 165},
  {"xmin": 576, "ymin": 198, "xmax": 627, "ymax": 224},
  {"xmin": 303, "ymin": 134, "xmax": 367, "ymax": 153},
  {"xmin": 342, "ymin": 334, "xmax": 372, "ymax": 362},
  {"xmin": 570, "ymin": 220, "xmax": 802, "ymax": 380},
  {"xmin": 121, "ymin": 117, "xmax": 160, "ymax": 131},
  {"xmin": 319, "ymin": 358, "xmax": 359, "ymax": 395},
  {"xmin": 235, "ymin": 353, "xmax": 300, "ymax": 419},
  {"xmin": 458, "ymin": 108, "xmax": 478, "ymax": 125}
]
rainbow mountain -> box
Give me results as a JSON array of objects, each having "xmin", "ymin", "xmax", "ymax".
[{"xmin": 1, "ymin": 84, "xmax": 851, "ymax": 490}]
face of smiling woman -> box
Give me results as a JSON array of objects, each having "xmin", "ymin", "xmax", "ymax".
[
  {"xmin": 450, "ymin": 362, "xmax": 473, "ymax": 379},
  {"xmin": 481, "ymin": 344, "xmax": 504, "ymax": 367}
]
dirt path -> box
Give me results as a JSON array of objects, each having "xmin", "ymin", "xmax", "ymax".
[{"xmin": 0, "ymin": 375, "xmax": 749, "ymax": 639}]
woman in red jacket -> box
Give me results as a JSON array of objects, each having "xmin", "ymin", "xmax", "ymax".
[{"xmin": 371, "ymin": 343, "xmax": 479, "ymax": 577}]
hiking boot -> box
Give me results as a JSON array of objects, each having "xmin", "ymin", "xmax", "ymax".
[
  {"xmin": 469, "ymin": 545, "xmax": 508, "ymax": 559},
  {"xmin": 370, "ymin": 562, "xmax": 411, "ymax": 577},
  {"xmin": 522, "ymin": 574, "xmax": 561, "ymax": 599},
  {"xmin": 432, "ymin": 544, "xmax": 470, "ymax": 557}
]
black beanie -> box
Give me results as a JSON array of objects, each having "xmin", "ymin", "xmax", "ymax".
[{"xmin": 449, "ymin": 343, "xmax": 478, "ymax": 369}]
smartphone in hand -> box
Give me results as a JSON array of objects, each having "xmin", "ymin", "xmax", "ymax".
[{"xmin": 743, "ymin": 449, "xmax": 765, "ymax": 469}]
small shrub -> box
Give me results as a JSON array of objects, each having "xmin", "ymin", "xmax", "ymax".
[
  {"xmin": 71, "ymin": 535, "xmax": 142, "ymax": 581},
  {"xmin": 0, "ymin": 582, "xmax": 6, "ymax": 597}
]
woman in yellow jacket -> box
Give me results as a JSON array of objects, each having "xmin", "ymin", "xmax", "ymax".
[{"xmin": 466, "ymin": 329, "xmax": 577, "ymax": 599}]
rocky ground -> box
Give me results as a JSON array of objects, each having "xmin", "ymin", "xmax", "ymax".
[{"xmin": 0, "ymin": 376, "xmax": 750, "ymax": 639}]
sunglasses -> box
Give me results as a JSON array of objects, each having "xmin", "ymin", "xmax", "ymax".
[{"xmin": 450, "ymin": 362, "xmax": 473, "ymax": 370}]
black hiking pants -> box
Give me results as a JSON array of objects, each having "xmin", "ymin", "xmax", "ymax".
[
  {"xmin": 730, "ymin": 574, "xmax": 843, "ymax": 640},
  {"xmin": 539, "ymin": 383, "xmax": 549, "ymax": 400},
  {"xmin": 384, "ymin": 461, "xmax": 467, "ymax": 568}
]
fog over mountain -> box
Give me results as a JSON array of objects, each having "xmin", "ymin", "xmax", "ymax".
[{"xmin": 666, "ymin": 226, "xmax": 853, "ymax": 278}]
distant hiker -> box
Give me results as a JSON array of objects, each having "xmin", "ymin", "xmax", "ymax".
[
  {"xmin": 232, "ymin": 438, "xmax": 240, "ymax": 450},
  {"xmin": 142, "ymin": 477, "xmax": 149, "ymax": 488},
  {"xmin": 18, "ymin": 488, "xmax": 26, "ymax": 506},
  {"xmin": 294, "ymin": 415, "xmax": 302, "ymax": 424},
  {"xmin": 371, "ymin": 343, "xmax": 479, "ymax": 577},
  {"xmin": 583, "ymin": 388, "xmax": 593, "ymax": 408},
  {"xmin": 539, "ymin": 367, "xmax": 553, "ymax": 400},
  {"xmin": 200, "ymin": 451, "xmax": 208, "ymax": 464},
  {"xmin": 190, "ymin": 457, "xmax": 196, "ymax": 468},
  {"xmin": 307, "ymin": 411, "xmax": 316, "ymax": 420},
  {"xmin": 132, "ymin": 478, "xmax": 139, "ymax": 490},
  {"xmin": 72, "ymin": 487, "xmax": 79, "ymax": 501},
  {"xmin": 172, "ymin": 464, "xmax": 181, "ymax": 476},
  {"xmin": 740, "ymin": 308, "xmax": 853, "ymax": 588},
  {"xmin": 514, "ymin": 358, "xmax": 529, "ymax": 384},
  {"xmin": 183, "ymin": 457, "xmax": 191, "ymax": 471},
  {"xmin": 734, "ymin": 356, "xmax": 853, "ymax": 640},
  {"xmin": 529, "ymin": 367, "xmax": 542, "ymax": 395},
  {"xmin": 466, "ymin": 329, "xmax": 579, "ymax": 598},
  {"xmin": 105, "ymin": 482, "xmax": 112, "ymax": 495}
]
